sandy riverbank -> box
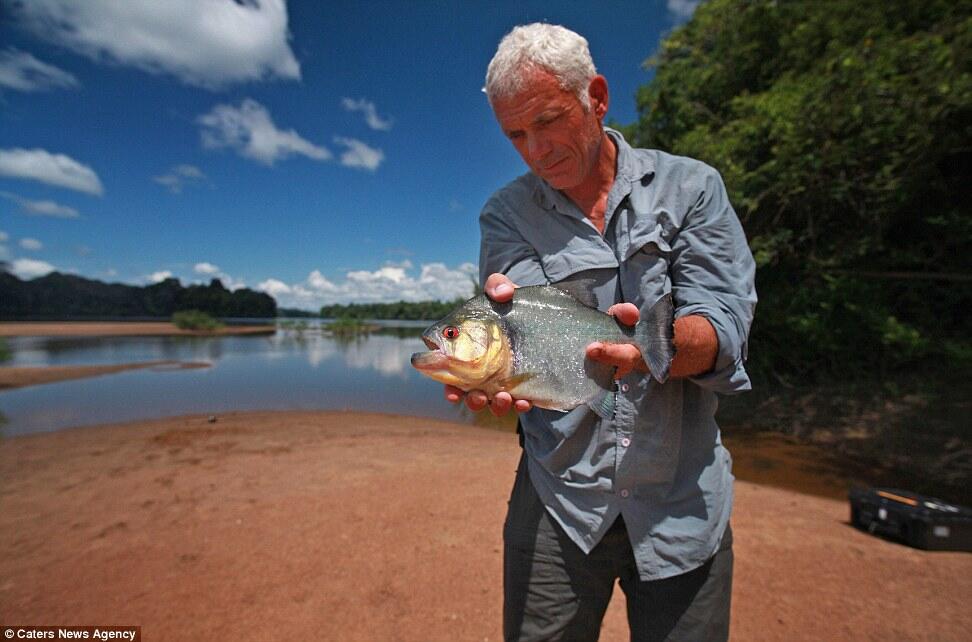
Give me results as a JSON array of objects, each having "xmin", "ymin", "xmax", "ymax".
[
  {"xmin": 1, "ymin": 411, "xmax": 968, "ymax": 641},
  {"xmin": 0, "ymin": 360, "xmax": 211, "ymax": 390},
  {"xmin": 0, "ymin": 322, "xmax": 276, "ymax": 337}
]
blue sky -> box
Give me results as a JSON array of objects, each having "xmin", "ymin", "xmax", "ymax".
[{"xmin": 0, "ymin": 0, "xmax": 699, "ymax": 310}]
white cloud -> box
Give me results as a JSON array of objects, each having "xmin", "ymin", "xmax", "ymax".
[
  {"xmin": 341, "ymin": 97, "xmax": 393, "ymax": 131},
  {"xmin": 667, "ymin": 0, "xmax": 702, "ymax": 19},
  {"xmin": 334, "ymin": 137, "xmax": 384, "ymax": 171},
  {"xmin": 148, "ymin": 270, "xmax": 173, "ymax": 283},
  {"xmin": 199, "ymin": 99, "xmax": 331, "ymax": 165},
  {"xmin": 20, "ymin": 238, "xmax": 43, "ymax": 251},
  {"xmin": 257, "ymin": 278, "xmax": 292, "ymax": 298},
  {"xmin": 0, "ymin": 48, "xmax": 79, "ymax": 92},
  {"xmin": 0, "ymin": 148, "xmax": 103, "ymax": 195},
  {"xmin": 11, "ymin": 0, "xmax": 300, "ymax": 89},
  {"xmin": 0, "ymin": 191, "xmax": 81, "ymax": 218},
  {"xmin": 258, "ymin": 261, "xmax": 478, "ymax": 309},
  {"xmin": 12, "ymin": 258, "xmax": 55, "ymax": 279},
  {"xmin": 0, "ymin": 231, "xmax": 8, "ymax": 242},
  {"xmin": 153, "ymin": 164, "xmax": 206, "ymax": 194},
  {"xmin": 0, "ymin": 230, "xmax": 9, "ymax": 261},
  {"xmin": 191, "ymin": 261, "xmax": 246, "ymax": 290}
]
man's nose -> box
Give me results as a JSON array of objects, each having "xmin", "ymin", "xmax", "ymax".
[{"xmin": 526, "ymin": 132, "xmax": 552, "ymax": 160}]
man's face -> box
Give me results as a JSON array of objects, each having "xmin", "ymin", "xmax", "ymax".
[{"xmin": 492, "ymin": 68, "xmax": 607, "ymax": 191}]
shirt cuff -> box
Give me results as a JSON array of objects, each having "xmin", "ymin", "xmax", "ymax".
[{"xmin": 675, "ymin": 303, "xmax": 751, "ymax": 394}]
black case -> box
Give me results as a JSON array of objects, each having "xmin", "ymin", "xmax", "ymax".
[{"xmin": 849, "ymin": 487, "xmax": 972, "ymax": 552}]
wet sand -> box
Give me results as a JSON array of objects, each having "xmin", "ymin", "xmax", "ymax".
[
  {"xmin": 0, "ymin": 361, "xmax": 210, "ymax": 390},
  {"xmin": 0, "ymin": 322, "xmax": 276, "ymax": 337},
  {"xmin": 1, "ymin": 411, "xmax": 968, "ymax": 641}
]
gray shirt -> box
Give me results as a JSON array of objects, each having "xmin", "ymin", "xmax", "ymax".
[{"xmin": 479, "ymin": 129, "xmax": 757, "ymax": 581}]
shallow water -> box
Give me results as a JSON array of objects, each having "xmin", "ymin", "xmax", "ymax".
[{"xmin": 0, "ymin": 324, "xmax": 470, "ymax": 436}]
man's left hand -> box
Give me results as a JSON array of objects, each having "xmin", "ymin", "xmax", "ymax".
[{"xmin": 586, "ymin": 302, "xmax": 649, "ymax": 379}]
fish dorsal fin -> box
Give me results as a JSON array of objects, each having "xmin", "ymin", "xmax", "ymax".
[{"xmin": 550, "ymin": 275, "xmax": 599, "ymax": 309}]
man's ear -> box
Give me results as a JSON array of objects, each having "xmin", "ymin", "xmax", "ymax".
[{"xmin": 588, "ymin": 75, "xmax": 609, "ymax": 120}]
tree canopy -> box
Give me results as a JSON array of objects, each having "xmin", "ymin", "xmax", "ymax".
[{"xmin": 623, "ymin": 0, "xmax": 971, "ymax": 382}]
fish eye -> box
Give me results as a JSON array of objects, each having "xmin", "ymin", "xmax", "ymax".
[{"xmin": 442, "ymin": 326, "xmax": 460, "ymax": 340}]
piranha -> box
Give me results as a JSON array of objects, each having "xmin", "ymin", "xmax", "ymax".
[{"xmin": 410, "ymin": 284, "xmax": 674, "ymax": 416}]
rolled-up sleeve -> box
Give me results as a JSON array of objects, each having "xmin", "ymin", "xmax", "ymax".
[
  {"xmin": 479, "ymin": 202, "xmax": 548, "ymax": 287},
  {"xmin": 669, "ymin": 169, "xmax": 757, "ymax": 394}
]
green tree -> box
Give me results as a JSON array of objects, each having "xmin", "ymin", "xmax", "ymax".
[{"xmin": 625, "ymin": 0, "xmax": 971, "ymax": 382}]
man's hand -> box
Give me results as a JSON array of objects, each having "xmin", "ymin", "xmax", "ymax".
[
  {"xmin": 444, "ymin": 273, "xmax": 533, "ymax": 416},
  {"xmin": 588, "ymin": 303, "xmax": 721, "ymax": 380},
  {"xmin": 586, "ymin": 302, "xmax": 649, "ymax": 379}
]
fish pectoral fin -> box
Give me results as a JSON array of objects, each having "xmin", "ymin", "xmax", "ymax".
[
  {"xmin": 586, "ymin": 390, "xmax": 616, "ymax": 419},
  {"xmin": 496, "ymin": 372, "xmax": 535, "ymax": 393}
]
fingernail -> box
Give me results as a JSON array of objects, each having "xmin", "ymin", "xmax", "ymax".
[{"xmin": 494, "ymin": 283, "xmax": 512, "ymax": 297}]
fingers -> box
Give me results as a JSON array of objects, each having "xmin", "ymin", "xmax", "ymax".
[
  {"xmin": 484, "ymin": 273, "xmax": 517, "ymax": 302},
  {"xmin": 444, "ymin": 385, "xmax": 464, "ymax": 404},
  {"xmin": 606, "ymin": 302, "xmax": 640, "ymax": 326},
  {"xmin": 586, "ymin": 341, "xmax": 647, "ymax": 379},
  {"xmin": 447, "ymin": 384, "xmax": 532, "ymax": 415},
  {"xmin": 465, "ymin": 390, "xmax": 489, "ymax": 412},
  {"xmin": 489, "ymin": 391, "xmax": 513, "ymax": 416}
]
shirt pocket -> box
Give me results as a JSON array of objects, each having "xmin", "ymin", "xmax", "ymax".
[{"xmin": 619, "ymin": 225, "xmax": 672, "ymax": 309}]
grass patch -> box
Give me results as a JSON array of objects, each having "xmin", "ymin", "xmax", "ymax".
[
  {"xmin": 324, "ymin": 317, "xmax": 380, "ymax": 336},
  {"xmin": 172, "ymin": 310, "xmax": 224, "ymax": 331}
]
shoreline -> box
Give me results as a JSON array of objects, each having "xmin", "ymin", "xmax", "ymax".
[
  {"xmin": 1, "ymin": 410, "xmax": 968, "ymax": 640},
  {"xmin": 0, "ymin": 321, "xmax": 276, "ymax": 337},
  {"xmin": 0, "ymin": 360, "xmax": 210, "ymax": 390}
]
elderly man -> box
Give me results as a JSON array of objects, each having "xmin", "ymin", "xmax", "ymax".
[{"xmin": 447, "ymin": 23, "xmax": 756, "ymax": 641}]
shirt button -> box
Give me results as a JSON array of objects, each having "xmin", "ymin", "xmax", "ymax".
[
  {"xmin": 620, "ymin": 437, "xmax": 631, "ymax": 447},
  {"xmin": 620, "ymin": 489, "xmax": 630, "ymax": 498},
  {"xmin": 621, "ymin": 383, "xmax": 630, "ymax": 393}
]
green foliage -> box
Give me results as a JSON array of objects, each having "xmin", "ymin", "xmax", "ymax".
[
  {"xmin": 324, "ymin": 317, "xmax": 380, "ymax": 336},
  {"xmin": 0, "ymin": 273, "xmax": 276, "ymax": 319},
  {"xmin": 172, "ymin": 310, "xmax": 224, "ymax": 331},
  {"xmin": 0, "ymin": 337, "xmax": 10, "ymax": 363},
  {"xmin": 627, "ymin": 0, "xmax": 972, "ymax": 381},
  {"xmin": 320, "ymin": 297, "xmax": 467, "ymax": 321}
]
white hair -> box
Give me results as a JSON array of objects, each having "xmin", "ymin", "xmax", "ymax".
[{"xmin": 485, "ymin": 23, "xmax": 597, "ymax": 110}]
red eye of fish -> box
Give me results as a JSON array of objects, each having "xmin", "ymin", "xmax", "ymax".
[{"xmin": 442, "ymin": 326, "xmax": 460, "ymax": 339}]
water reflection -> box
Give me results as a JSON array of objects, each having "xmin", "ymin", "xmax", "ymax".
[{"xmin": 0, "ymin": 325, "xmax": 460, "ymax": 436}]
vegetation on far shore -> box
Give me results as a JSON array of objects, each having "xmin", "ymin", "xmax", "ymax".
[
  {"xmin": 172, "ymin": 310, "xmax": 224, "ymax": 331},
  {"xmin": 0, "ymin": 272, "xmax": 276, "ymax": 320}
]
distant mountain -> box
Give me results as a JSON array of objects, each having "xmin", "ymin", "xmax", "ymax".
[{"xmin": 0, "ymin": 271, "xmax": 276, "ymax": 320}]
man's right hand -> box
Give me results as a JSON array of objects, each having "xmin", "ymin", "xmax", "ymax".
[{"xmin": 444, "ymin": 273, "xmax": 533, "ymax": 417}]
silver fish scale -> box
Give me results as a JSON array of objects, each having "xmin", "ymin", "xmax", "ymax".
[{"xmin": 495, "ymin": 286, "xmax": 625, "ymax": 409}]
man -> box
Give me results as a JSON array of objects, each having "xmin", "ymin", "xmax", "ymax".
[{"xmin": 447, "ymin": 23, "xmax": 756, "ymax": 641}]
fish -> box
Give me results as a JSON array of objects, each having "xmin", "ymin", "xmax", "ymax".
[{"xmin": 410, "ymin": 284, "xmax": 675, "ymax": 416}]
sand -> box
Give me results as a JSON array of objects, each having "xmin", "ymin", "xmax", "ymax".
[
  {"xmin": 0, "ymin": 322, "xmax": 276, "ymax": 337},
  {"xmin": 0, "ymin": 361, "xmax": 211, "ymax": 390},
  {"xmin": 1, "ymin": 411, "xmax": 968, "ymax": 641}
]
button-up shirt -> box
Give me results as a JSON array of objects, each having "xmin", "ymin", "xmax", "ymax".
[{"xmin": 478, "ymin": 129, "xmax": 757, "ymax": 580}]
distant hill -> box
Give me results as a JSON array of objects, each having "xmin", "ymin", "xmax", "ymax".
[{"xmin": 0, "ymin": 271, "xmax": 276, "ymax": 320}]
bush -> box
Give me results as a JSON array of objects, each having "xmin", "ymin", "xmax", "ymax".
[
  {"xmin": 0, "ymin": 338, "xmax": 10, "ymax": 363},
  {"xmin": 172, "ymin": 310, "xmax": 224, "ymax": 331}
]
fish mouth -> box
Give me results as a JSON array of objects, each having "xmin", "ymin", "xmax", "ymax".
[
  {"xmin": 410, "ymin": 350, "xmax": 449, "ymax": 370},
  {"xmin": 422, "ymin": 336, "xmax": 438, "ymax": 351}
]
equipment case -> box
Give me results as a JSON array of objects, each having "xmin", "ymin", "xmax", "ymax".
[{"xmin": 849, "ymin": 487, "xmax": 972, "ymax": 552}]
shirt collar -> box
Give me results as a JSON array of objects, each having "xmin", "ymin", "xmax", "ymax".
[{"xmin": 531, "ymin": 127, "xmax": 655, "ymax": 211}]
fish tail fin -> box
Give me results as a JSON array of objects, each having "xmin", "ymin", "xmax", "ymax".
[{"xmin": 633, "ymin": 293, "xmax": 675, "ymax": 383}]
